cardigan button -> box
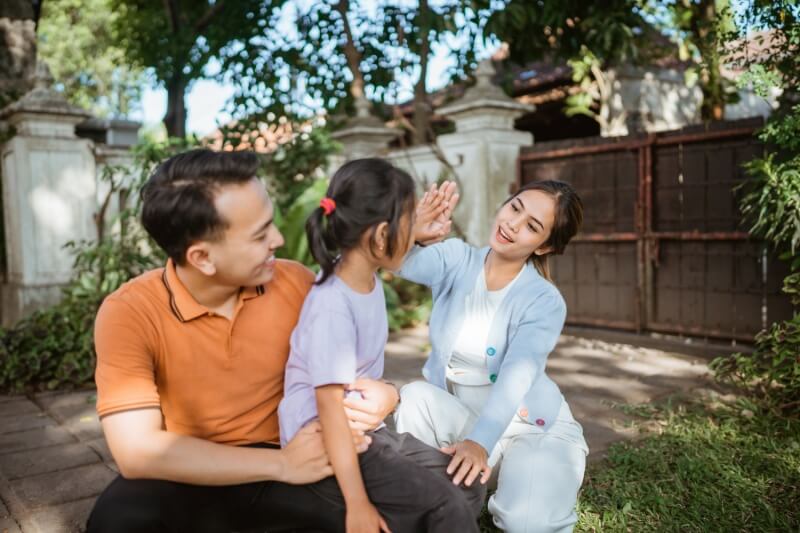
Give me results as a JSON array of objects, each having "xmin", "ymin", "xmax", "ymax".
[
  {"xmin": 535, "ymin": 418, "xmax": 545, "ymax": 426},
  {"xmin": 486, "ymin": 347, "xmax": 496, "ymax": 356},
  {"xmin": 489, "ymin": 373, "xmax": 497, "ymax": 383},
  {"xmin": 519, "ymin": 407, "xmax": 529, "ymax": 418}
]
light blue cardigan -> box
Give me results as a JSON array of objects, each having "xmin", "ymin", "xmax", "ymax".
[{"xmin": 398, "ymin": 238, "xmax": 566, "ymax": 455}]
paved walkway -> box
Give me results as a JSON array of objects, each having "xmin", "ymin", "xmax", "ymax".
[{"xmin": 0, "ymin": 328, "xmax": 712, "ymax": 532}]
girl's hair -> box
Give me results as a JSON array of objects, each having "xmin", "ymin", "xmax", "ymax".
[
  {"xmin": 503, "ymin": 180, "xmax": 584, "ymax": 281},
  {"xmin": 307, "ymin": 158, "xmax": 416, "ymax": 284}
]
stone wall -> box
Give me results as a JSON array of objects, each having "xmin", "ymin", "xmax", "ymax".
[{"xmin": 0, "ymin": 64, "xmax": 138, "ymax": 326}]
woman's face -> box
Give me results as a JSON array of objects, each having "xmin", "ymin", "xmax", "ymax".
[{"xmin": 490, "ymin": 189, "xmax": 556, "ymax": 261}]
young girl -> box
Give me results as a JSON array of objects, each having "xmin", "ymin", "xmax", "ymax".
[
  {"xmin": 278, "ymin": 158, "xmax": 483, "ymax": 533},
  {"xmin": 394, "ymin": 180, "xmax": 589, "ymax": 533}
]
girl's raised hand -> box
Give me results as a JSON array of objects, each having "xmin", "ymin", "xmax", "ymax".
[{"xmin": 441, "ymin": 439, "xmax": 491, "ymax": 487}]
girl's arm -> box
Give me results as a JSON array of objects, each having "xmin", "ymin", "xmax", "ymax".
[{"xmin": 316, "ymin": 385, "xmax": 389, "ymax": 533}]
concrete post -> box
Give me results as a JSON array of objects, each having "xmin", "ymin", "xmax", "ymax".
[
  {"xmin": 436, "ymin": 60, "xmax": 534, "ymax": 245},
  {"xmin": 0, "ymin": 62, "xmax": 94, "ymax": 326},
  {"xmin": 330, "ymin": 97, "xmax": 402, "ymax": 166}
]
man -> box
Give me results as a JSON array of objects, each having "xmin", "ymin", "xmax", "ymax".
[{"xmin": 87, "ymin": 149, "xmax": 481, "ymax": 532}]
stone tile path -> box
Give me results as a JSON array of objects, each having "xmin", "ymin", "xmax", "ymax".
[{"xmin": 0, "ymin": 328, "xmax": 713, "ymax": 532}]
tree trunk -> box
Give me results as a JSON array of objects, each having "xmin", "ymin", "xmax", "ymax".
[
  {"xmin": 335, "ymin": 0, "xmax": 366, "ymax": 105},
  {"xmin": 411, "ymin": 0, "xmax": 431, "ymax": 145},
  {"xmin": 163, "ymin": 75, "xmax": 187, "ymax": 138},
  {"xmin": 693, "ymin": 0, "xmax": 726, "ymax": 121},
  {"xmin": 0, "ymin": 0, "xmax": 37, "ymax": 108}
]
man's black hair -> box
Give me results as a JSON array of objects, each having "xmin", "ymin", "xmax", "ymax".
[{"xmin": 141, "ymin": 149, "xmax": 260, "ymax": 265}]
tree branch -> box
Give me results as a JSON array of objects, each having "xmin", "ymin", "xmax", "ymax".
[
  {"xmin": 162, "ymin": 0, "xmax": 180, "ymax": 33},
  {"xmin": 334, "ymin": 0, "xmax": 365, "ymax": 100},
  {"xmin": 195, "ymin": 1, "xmax": 225, "ymax": 34}
]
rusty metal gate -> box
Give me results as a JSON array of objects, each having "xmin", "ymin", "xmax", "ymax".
[{"xmin": 517, "ymin": 118, "xmax": 794, "ymax": 342}]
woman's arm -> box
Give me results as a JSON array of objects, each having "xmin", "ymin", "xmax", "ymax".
[
  {"xmin": 316, "ymin": 385, "xmax": 389, "ymax": 533},
  {"xmin": 466, "ymin": 290, "xmax": 567, "ymax": 455},
  {"xmin": 396, "ymin": 238, "xmax": 469, "ymax": 288},
  {"xmin": 413, "ymin": 181, "xmax": 459, "ymax": 246}
]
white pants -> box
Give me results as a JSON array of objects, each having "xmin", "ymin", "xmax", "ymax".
[{"xmin": 394, "ymin": 381, "xmax": 588, "ymax": 533}]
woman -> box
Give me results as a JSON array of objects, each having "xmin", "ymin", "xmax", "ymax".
[{"xmin": 397, "ymin": 180, "xmax": 588, "ymax": 533}]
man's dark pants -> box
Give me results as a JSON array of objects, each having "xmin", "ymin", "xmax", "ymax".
[{"xmin": 86, "ymin": 428, "xmax": 486, "ymax": 532}]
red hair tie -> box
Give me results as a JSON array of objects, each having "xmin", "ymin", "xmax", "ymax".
[{"xmin": 320, "ymin": 197, "xmax": 336, "ymax": 216}]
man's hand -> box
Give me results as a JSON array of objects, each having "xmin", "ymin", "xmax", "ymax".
[
  {"xmin": 280, "ymin": 420, "xmax": 370, "ymax": 485},
  {"xmin": 414, "ymin": 181, "xmax": 460, "ymax": 246},
  {"xmin": 343, "ymin": 379, "xmax": 399, "ymax": 432},
  {"xmin": 441, "ymin": 439, "xmax": 491, "ymax": 487}
]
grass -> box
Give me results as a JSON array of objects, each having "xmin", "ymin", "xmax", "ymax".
[{"xmin": 480, "ymin": 398, "xmax": 800, "ymax": 532}]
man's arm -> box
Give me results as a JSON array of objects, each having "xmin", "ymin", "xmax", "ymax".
[{"xmin": 102, "ymin": 407, "xmax": 344, "ymax": 485}]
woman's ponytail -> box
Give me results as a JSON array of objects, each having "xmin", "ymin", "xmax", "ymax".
[{"xmin": 531, "ymin": 255, "xmax": 552, "ymax": 282}]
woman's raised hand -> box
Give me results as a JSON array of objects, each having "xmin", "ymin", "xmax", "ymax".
[
  {"xmin": 441, "ymin": 439, "xmax": 491, "ymax": 487},
  {"xmin": 414, "ymin": 181, "xmax": 460, "ymax": 246}
]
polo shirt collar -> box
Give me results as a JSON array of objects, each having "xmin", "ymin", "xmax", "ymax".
[{"xmin": 162, "ymin": 259, "xmax": 264, "ymax": 322}]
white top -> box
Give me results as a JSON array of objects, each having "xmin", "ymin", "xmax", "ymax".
[{"xmin": 447, "ymin": 265, "xmax": 524, "ymax": 389}]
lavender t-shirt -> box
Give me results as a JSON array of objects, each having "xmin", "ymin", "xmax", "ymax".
[{"xmin": 278, "ymin": 273, "xmax": 387, "ymax": 445}]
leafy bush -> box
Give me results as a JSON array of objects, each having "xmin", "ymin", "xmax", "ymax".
[
  {"xmin": 712, "ymin": 15, "xmax": 800, "ymax": 415},
  {"xmin": 382, "ymin": 273, "xmax": 432, "ymax": 332},
  {"xmin": 712, "ymin": 273, "xmax": 800, "ymax": 413}
]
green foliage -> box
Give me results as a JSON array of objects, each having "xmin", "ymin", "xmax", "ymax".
[
  {"xmin": 382, "ymin": 274, "xmax": 432, "ymax": 332},
  {"xmin": 479, "ymin": 399, "xmax": 800, "ymax": 532},
  {"xmin": 756, "ymin": 104, "xmax": 800, "ymax": 155},
  {"xmin": 710, "ymin": 4, "xmax": 800, "ymax": 412},
  {"xmin": 661, "ymin": 0, "xmax": 740, "ymax": 120},
  {"xmin": 0, "ymin": 298, "xmax": 99, "ymax": 392},
  {"xmin": 244, "ymin": 124, "xmax": 339, "ymax": 213},
  {"xmin": 275, "ymin": 177, "xmax": 329, "ymax": 267},
  {"xmin": 711, "ymin": 273, "xmax": 800, "ymax": 413},
  {"xmin": 37, "ymin": 0, "xmax": 145, "ymax": 117},
  {"xmin": 732, "ymin": 0, "xmax": 800, "ymax": 102},
  {"xmin": 737, "ymin": 153, "xmax": 800, "ymax": 258},
  {"xmin": 483, "ymin": 0, "xmax": 654, "ymax": 67},
  {"xmin": 111, "ymin": 0, "xmax": 273, "ymax": 86}
]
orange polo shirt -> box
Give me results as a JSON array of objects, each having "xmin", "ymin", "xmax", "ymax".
[{"xmin": 94, "ymin": 259, "xmax": 314, "ymax": 445}]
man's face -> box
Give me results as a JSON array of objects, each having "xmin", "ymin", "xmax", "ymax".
[{"xmin": 205, "ymin": 178, "xmax": 285, "ymax": 287}]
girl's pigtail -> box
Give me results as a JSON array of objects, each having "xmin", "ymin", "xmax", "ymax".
[{"xmin": 306, "ymin": 207, "xmax": 337, "ymax": 284}]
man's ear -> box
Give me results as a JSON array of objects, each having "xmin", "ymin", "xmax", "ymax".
[{"xmin": 185, "ymin": 242, "xmax": 216, "ymax": 276}]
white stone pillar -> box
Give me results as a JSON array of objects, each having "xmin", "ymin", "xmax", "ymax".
[
  {"xmin": 330, "ymin": 97, "xmax": 402, "ymax": 166},
  {"xmin": 0, "ymin": 63, "xmax": 94, "ymax": 326},
  {"xmin": 436, "ymin": 60, "xmax": 534, "ymax": 245}
]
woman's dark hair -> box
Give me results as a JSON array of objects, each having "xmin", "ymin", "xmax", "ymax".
[
  {"xmin": 307, "ymin": 158, "xmax": 416, "ymax": 284},
  {"xmin": 141, "ymin": 149, "xmax": 260, "ymax": 265},
  {"xmin": 504, "ymin": 180, "xmax": 583, "ymax": 281}
]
